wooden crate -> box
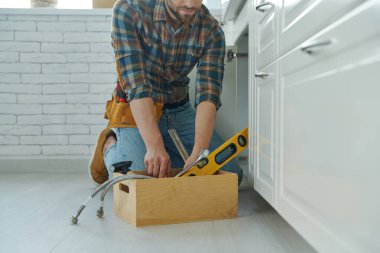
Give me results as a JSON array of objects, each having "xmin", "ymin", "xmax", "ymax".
[{"xmin": 113, "ymin": 169, "xmax": 238, "ymax": 226}]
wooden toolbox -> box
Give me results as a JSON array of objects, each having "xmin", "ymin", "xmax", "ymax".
[{"xmin": 113, "ymin": 169, "xmax": 238, "ymax": 226}]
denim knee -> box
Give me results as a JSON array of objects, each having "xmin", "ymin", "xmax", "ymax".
[{"xmin": 104, "ymin": 143, "xmax": 117, "ymax": 176}]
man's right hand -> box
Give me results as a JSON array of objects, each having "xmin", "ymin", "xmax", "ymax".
[
  {"xmin": 145, "ymin": 142, "xmax": 171, "ymax": 178},
  {"xmin": 130, "ymin": 97, "xmax": 171, "ymax": 178}
]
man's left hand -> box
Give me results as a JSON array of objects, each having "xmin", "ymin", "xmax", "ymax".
[{"xmin": 182, "ymin": 152, "xmax": 199, "ymax": 170}]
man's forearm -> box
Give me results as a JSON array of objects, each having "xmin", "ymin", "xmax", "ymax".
[
  {"xmin": 193, "ymin": 101, "xmax": 217, "ymax": 155},
  {"xmin": 130, "ymin": 97, "xmax": 163, "ymax": 149},
  {"xmin": 130, "ymin": 97, "xmax": 170, "ymax": 177}
]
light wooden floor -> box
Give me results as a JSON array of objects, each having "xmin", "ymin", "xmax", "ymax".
[{"xmin": 0, "ymin": 172, "xmax": 316, "ymax": 253}]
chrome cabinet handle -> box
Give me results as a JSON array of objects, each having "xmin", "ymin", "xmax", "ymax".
[
  {"xmin": 300, "ymin": 39, "xmax": 334, "ymax": 55},
  {"xmin": 255, "ymin": 72, "xmax": 269, "ymax": 79},
  {"xmin": 256, "ymin": 1, "xmax": 274, "ymax": 12}
]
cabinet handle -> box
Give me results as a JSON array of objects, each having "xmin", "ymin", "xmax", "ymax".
[
  {"xmin": 255, "ymin": 72, "xmax": 269, "ymax": 79},
  {"xmin": 300, "ymin": 39, "xmax": 334, "ymax": 55},
  {"xmin": 256, "ymin": 1, "xmax": 274, "ymax": 12}
]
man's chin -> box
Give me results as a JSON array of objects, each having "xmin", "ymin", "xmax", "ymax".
[{"xmin": 178, "ymin": 14, "xmax": 196, "ymax": 23}]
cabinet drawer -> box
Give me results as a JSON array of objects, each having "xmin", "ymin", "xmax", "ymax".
[
  {"xmin": 282, "ymin": 0, "xmax": 380, "ymax": 76},
  {"xmin": 280, "ymin": 0, "xmax": 365, "ymax": 55}
]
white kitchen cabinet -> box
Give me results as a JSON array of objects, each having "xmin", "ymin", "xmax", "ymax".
[
  {"xmin": 277, "ymin": 2, "xmax": 380, "ymax": 252},
  {"xmin": 254, "ymin": 62, "xmax": 278, "ymax": 206},
  {"xmin": 251, "ymin": 0, "xmax": 380, "ymax": 252}
]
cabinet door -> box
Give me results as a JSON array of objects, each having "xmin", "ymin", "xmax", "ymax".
[
  {"xmin": 278, "ymin": 1, "xmax": 380, "ymax": 252},
  {"xmin": 255, "ymin": 0, "xmax": 279, "ymax": 69},
  {"xmin": 254, "ymin": 62, "xmax": 278, "ymax": 206},
  {"xmin": 254, "ymin": 3, "xmax": 279, "ymax": 200}
]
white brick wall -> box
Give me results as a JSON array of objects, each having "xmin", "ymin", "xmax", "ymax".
[
  {"xmin": 0, "ymin": 32, "xmax": 14, "ymax": 40},
  {"xmin": 0, "ymin": 9, "xmax": 115, "ymax": 158},
  {"xmin": 0, "ymin": 41, "xmax": 40, "ymax": 52},
  {"xmin": 0, "ymin": 52, "xmax": 19, "ymax": 62}
]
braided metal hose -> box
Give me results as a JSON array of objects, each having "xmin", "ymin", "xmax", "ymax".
[{"xmin": 71, "ymin": 178, "xmax": 115, "ymax": 224}]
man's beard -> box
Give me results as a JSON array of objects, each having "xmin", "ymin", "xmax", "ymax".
[{"xmin": 166, "ymin": 0, "xmax": 198, "ymax": 23}]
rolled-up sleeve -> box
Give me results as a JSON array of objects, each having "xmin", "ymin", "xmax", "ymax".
[
  {"xmin": 111, "ymin": 1, "xmax": 152, "ymax": 101},
  {"xmin": 194, "ymin": 25, "xmax": 225, "ymax": 110}
]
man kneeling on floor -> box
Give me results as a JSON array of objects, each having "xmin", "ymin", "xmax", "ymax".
[{"xmin": 88, "ymin": 0, "xmax": 243, "ymax": 185}]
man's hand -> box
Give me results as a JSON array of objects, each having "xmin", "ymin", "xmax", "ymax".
[
  {"xmin": 145, "ymin": 142, "xmax": 171, "ymax": 178},
  {"xmin": 183, "ymin": 152, "xmax": 198, "ymax": 170},
  {"xmin": 130, "ymin": 97, "xmax": 171, "ymax": 178},
  {"xmin": 181, "ymin": 101, "xmax": 216, "ymax": 170}
]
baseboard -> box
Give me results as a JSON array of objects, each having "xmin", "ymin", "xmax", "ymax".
[{"xmin": 0, "ymin": 157, "xmax": 250, "ymax": 175}]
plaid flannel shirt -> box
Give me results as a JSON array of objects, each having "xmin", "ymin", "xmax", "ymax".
[{"xmin": 111, "ymin": 0, "xmax": 225, "ymax": 109}]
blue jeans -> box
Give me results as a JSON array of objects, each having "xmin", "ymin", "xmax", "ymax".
[{"xmin": 104, "ymin": 102, "xmax": 243, "ymax": 184}]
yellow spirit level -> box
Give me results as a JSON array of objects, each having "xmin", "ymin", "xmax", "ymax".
[{"xmin": 176, "ymin": 128, "xmax": 248, "ymax": 177}]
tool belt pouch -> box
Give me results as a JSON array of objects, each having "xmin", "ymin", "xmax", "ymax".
[
  {"xmin": 104, "ymin": 94, "xmax": 163, "ymax": 129},
  {"xmin": 105, "ymin": 61, "xmax": 164, "ymax": 128}
]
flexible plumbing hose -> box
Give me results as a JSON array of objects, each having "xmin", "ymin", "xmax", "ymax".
[
  {"xmin": 71, "ymin": 178, "xmax": 115, "ymax": 224},
  {"xmin": 71, "ymin": 174, "xmax": 152, "ymax": 224}
]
